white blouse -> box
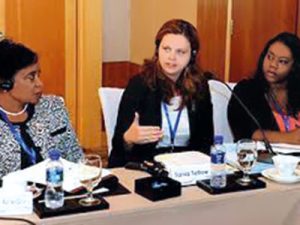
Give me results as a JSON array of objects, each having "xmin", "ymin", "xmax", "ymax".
[{"xmin": 156, "ymin": 96, "xmax": 190, "ymax": 148}]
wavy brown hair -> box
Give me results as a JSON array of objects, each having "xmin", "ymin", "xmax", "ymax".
[{"xmin": 141, "ymin": 19, "xmax": 209, "ymax": 107}]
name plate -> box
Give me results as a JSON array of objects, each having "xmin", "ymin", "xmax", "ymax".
[
  {"xmin": 168, "ymin": 164, "xmax": 211, "ymax": 185},
  {"xmin": 155, "ymin": 151, "xmax": 212, "ymax": 186},
  {"xmin": 0, "ymin": 189, "xmax": 33, "ymax": 215}
]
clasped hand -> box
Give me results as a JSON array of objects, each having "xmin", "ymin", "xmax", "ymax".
[{"xmin": 124, "ymin": 113, "xmax": 163, "ymax": 145}]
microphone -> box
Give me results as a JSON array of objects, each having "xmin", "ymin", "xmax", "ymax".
[
  {"xmin": 125, "ymin": 161, "xmax": 169, "ymax": 177},
  {"xmin": 205, "ymin": 72, "xmax": 276, "ymax": 163}
]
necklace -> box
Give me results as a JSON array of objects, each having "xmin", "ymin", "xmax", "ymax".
[{"xmin": 0, "ymin": 104, "xmax": 28, "ymax": 116}]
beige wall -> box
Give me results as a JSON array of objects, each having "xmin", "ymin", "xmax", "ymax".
[
  {"xmin": 130, "ymin": 0, "xmax": 197, "ymax": 64},
  {"xmin": 103, "ymin": 0, "xmax": 130, "ymax": 62},
  {"xmin": 0, "ymin": 0, "xmax": 5, "ymax": 36}
]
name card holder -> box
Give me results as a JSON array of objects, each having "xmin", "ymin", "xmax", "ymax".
[
  {"xmin": 0, "ymin": 189, "xmax": 33, "ymax": 215},
  {"xmin": 167, "ymin": 164, "xmax": 211, "ymax": 186}
]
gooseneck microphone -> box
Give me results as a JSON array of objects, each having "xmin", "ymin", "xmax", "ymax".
[{"xmin": 206, "ymin": 73, "xmax": 276, "ymax": 163}]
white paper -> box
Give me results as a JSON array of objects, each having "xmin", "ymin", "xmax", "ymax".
[
  {"xmin": 155, "ymin": 151, "xmax": 210, "ymax": 166},
  {"xmin": 257, "ymin": 142, "xmax": 300, "ymax": 154},
  {"xmin": 0, "ymin": 189, "xmax": 33, "ymax": 215},
  {"xmin": 4, "ymin": 159, "xmax": 111, "ymax": 192}
]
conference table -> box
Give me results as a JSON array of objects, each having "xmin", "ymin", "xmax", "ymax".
[{"xmin": 3, "ymin": 168, "xmax": 300, "ymax": 225}]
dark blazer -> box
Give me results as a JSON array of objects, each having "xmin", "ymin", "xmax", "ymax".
[
  {"xmin": 227, "ymin": 78, "xmax": 279, "ymax": 142},
  {"xmin": 108, "ymin": 74, "xmax": 214, "ymax": 167}
]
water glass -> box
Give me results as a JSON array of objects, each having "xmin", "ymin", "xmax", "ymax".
[
  {"xmin": 236, "ymin": 139, "xmax": 257, "ymax": 184},
  {"xmin": 79, "ymin": 154, "xmax": 102, "ymax": 206}
]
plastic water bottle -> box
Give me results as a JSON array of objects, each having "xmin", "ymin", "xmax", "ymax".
[
  {"xmin": 210, "ymin": 135, "xmax": 227, "ymax": 188},
  {"xmin": 44, "ymin": 149, "xmax": 64, "ymax": 209}
]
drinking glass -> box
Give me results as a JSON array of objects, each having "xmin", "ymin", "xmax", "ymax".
[
  {"xmin": 236, "ymin": 139, "xmax": 257, "ymax": 184},
  {"xmin": 79, "ymin": 154, "xmax": 102, "ymax": 206}
]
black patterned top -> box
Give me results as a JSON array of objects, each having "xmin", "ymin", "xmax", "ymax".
[{"xmin": 0, "ymin": 95, "xmax": 83, "ymax": 178}]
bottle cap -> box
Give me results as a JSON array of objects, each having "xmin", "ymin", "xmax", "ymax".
[
  {"xmin": 48, "ymin": 149, "xmax": 61, "ymax": 160},
  {"xmin": 214, "ymin": 135, "xmax": 224, "ymax": 145}
]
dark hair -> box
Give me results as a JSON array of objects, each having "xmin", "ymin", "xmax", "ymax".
[
  {"xmin": 253, "ymin": 32, "xmax": 300, "ymax": 116},
  {"xmin": 0, "ymin": 38, "xmax": 38, "ymax": 82},
  {"xmin": 142, "ymin": 19, "xmax": 208, "ymax": 106}
]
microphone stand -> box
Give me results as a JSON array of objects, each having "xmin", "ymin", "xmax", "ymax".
[
  {"xmin": 210, "ymin": 77, "xmax": 276, "ymax": 164},
  {"xmin": 126, "ymin": 161, "xmax": 181, "ymax": 201},
  {"xmin": 125, "ymin": 161, "xmax": 169, "ymax": 177}
]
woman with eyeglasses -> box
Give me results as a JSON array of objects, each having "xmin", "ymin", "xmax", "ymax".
[{"xmin": 0, "ymin": 39, "xmax": 83, "ymax": 178}]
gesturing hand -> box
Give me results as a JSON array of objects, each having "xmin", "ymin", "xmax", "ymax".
[{"xmin": 124, "ymin": 112, "xmax": 163, "ymax": 145}]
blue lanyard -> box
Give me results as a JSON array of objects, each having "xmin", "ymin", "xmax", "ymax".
[
  {"xmin": 162, "ymin": 103, "xmax": 183, "ymax": 150},
  {"xmin": 0, "ymin": 110, "xmax": 36, "ymax": 164},
  {"xmin": 268, "ymin": 93, "xmax": 290, "ymax": 132}
]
